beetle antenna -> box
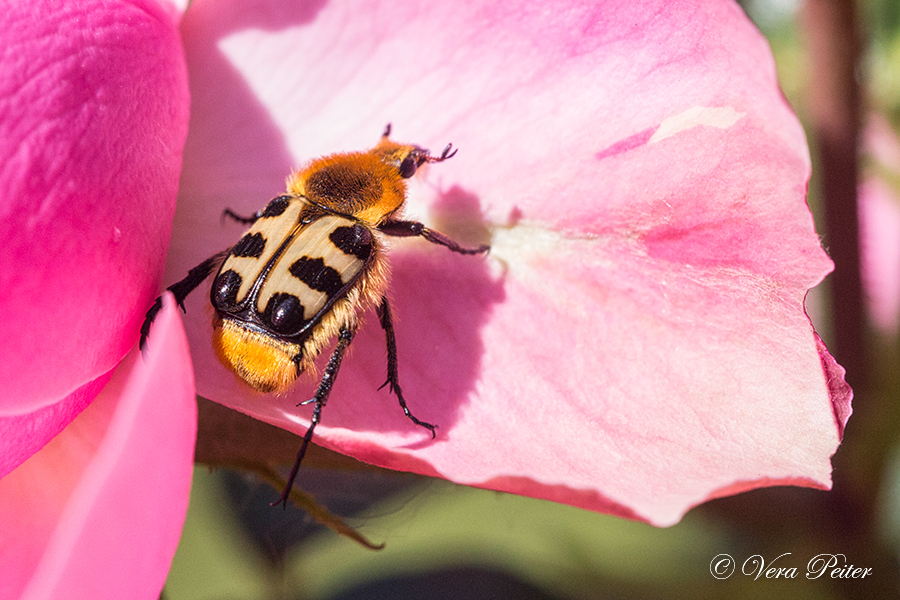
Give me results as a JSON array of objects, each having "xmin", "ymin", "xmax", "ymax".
[{"xmin": 429, "ymin": 143, "xmax": 457, "ymax": 162}]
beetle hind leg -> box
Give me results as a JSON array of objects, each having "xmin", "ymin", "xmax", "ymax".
[{"xmin": 273, "ymin": 324, "xmax": 356, "ymax": 509}]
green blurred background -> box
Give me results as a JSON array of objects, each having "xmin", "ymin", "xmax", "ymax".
[{"xmin": 164, "ymin": 1, "xmax": 900, "ymax": 598}]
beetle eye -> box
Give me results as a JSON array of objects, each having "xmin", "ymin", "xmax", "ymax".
[{"xmin": 398, "ymin": 154, "xmax": 418, "ymax": 178}]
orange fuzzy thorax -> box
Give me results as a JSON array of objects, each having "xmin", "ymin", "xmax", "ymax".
[{"xmin": 286, "ymin": 139, "xmax": 422, "ymax": 226}]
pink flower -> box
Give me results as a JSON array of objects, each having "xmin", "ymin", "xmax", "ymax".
[
  {"xmin": 859, "ymin": 116, "xmax": 900, "ymax": 336},
  {"xmin": 0, "ymin": 1, "xmax": 194, "ymax": 597},
  {"xmin": 168, "ymin": 0, "xmax": 850, "ymax": 526},
  {"xmin": 2, "ymin": 3, "xmax": 853, "ymax": 593}
]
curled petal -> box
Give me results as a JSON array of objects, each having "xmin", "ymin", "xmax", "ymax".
[
  {"xmin": 0, "ymin": 295, "xmax": 196, "ymax": 600},
  {"xmin": 0, "ymin": 373, "xmax": 112, "ymax": 481}
]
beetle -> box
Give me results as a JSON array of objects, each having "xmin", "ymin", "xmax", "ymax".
[{"xmin": 140, "ymin": 125, "xmax": 489, "ymax": 506}]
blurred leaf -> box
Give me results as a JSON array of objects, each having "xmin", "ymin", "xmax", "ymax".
[
  {"xmin": 256, "ymin": 465, "xmax": 384, "ymax": 550},
  {"xmin": 165, "ymin": 467, "xmax": 273, "ymax": 600},
  {"xmin": 284, "ymin": 481, "xmax": 738, "ymax": 600}
]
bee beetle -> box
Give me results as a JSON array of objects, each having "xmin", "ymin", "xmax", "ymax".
[{"xmin": 140, "ymin": 125, "xmax": 489, "ymax": 506}]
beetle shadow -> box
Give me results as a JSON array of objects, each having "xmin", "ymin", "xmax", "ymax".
[
  {"xmin": 168, "ymin": 0, "xmax": 331, "ymax": 277},
  {"xmin": 321, "ymin": 186, "xmax": 505, "ymax": 443},
  {"xmin": 171, "ymin": 1, "xmax": 504, "ymax": 446}
]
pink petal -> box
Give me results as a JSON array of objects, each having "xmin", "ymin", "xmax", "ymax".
[
  {"xmin": 160, "ymin": 0, "xmax": 191, "ymax": 17},
  {"xmin": 0, "ymin": 373, "xmax": 113, "ymax": 480},
  {"xmin": 858, "ymin": 179, "xmax": 900, "ymax": 335},
  {"xmin": 0, "ymin": 295, "xmax": 196, "ymax": 600},
  {"xmin": 170, "ymin": 0, "xmax": 845, "ymax": 525},
  {"xmin": 0, "ymin": 0, "xmax": 189, "ymax": 413},
  {"xmin": 859, "ymin": 117, "xmax": 900, "ymax": 335},
  {"xmin": 816, "ymin": 334, "xmax": 852, "ymax": 439}
]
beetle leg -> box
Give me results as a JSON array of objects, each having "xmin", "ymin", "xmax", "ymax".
[
  {"xmin": 223, "ymin": 195, "xmax": 297, "ymax": 226},
  {"xmin": 221, "ymin": 208, "xmax": 260, "ymax": 225},
  {"xmin": 376, "ymin": 296, "xmax": 436, "ymax": 438},
  {"xmin": 273, "ymin": 324, "xmax": 356, "ymax": 509},
  {"xmin": 378, "ymin": 219, "xmax": 490, "ymax": 255},
  {"xmin": 140, "ymin": 250, "xmax": 229, "ymax": 351}
]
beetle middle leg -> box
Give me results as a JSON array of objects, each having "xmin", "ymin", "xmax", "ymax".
[
  {"xmin": 221, "ymin": 208, "xmax": 259, "ymax": 225},
  {"xmin": 222, "ymin": 195, "xmax": 296, "ymax": 226},
  {"xmin": 376, "ymin": 296, "xmax": 436, "ymax": 438}
]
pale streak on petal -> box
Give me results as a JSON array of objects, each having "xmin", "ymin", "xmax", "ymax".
[{"xmin": 649, "ymin": 106, "xmax": 746, "ymax": 144}]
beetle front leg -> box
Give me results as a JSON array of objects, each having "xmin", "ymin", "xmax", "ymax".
[{"xmin": 378, "ymin": 219, "xmax": 490, "ymax": 255}]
